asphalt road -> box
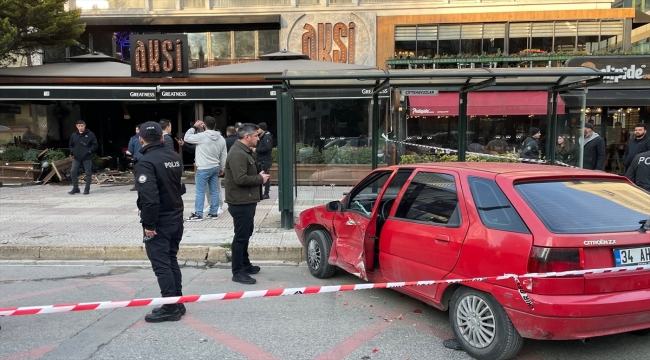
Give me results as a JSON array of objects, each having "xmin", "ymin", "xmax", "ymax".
[{"xmin": 0, "ymin": 265, "xmax": 648, "ymax": 360}]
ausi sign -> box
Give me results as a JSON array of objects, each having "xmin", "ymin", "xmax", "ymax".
[
  {"xmin": 302, "ymin": 22, "xmax": 356, "ymax": 64},
  {"xmin": 130, "ymin": 34, "xmax": 189, "ymax": 78}
]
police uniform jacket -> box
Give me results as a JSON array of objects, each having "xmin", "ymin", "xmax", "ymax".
[
  {"xmin": 625, "ymin": 150, "xmax": 650, "ymax": 191},
  {"xmin": 135, "ymin": 142, "xmax": 184, "ymax": 230}
]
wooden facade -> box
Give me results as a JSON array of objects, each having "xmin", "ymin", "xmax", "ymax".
[{"xmin": 376, "ymin": 9, "xmax": 638, "ymax": 69}]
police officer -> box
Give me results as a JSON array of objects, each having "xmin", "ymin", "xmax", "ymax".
[
  {"xmin": 135, "ymin": 121, "xmax": 186, "ymax": 323},
  {"xmin": 625, "ymin": 149, "xmax": 650, "ymax": 192}
]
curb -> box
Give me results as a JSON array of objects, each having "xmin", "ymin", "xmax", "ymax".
[{"xmin": 0, "ymin": 245, "xmax": 305, "ymax": 264}]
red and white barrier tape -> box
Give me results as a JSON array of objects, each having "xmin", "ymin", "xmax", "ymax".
[
  {"xmin": 382, "ymin": 135, "xmax": 576, "ymax": 167},
  {"xmin": 2, "ymin": 264, "xmax": 649, "ymax": 317}
]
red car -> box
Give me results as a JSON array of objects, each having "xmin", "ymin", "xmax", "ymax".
[{"xmin": 295, "ymin": 163, "xmax": 650, "ymax": 360}]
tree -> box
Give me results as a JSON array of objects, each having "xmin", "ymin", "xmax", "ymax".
[{"xmin": 0, "ymin": 0, "xmax": 85, "ymax": 66}]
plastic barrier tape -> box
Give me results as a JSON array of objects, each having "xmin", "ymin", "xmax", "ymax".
[{"xmin": 2, "ymin": 264, "xmax": 649, "ymax": 317}]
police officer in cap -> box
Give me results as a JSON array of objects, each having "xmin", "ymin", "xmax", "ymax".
[{"xmin": 135, "ymin": 121, "xmax": 187, "ymax": 323}]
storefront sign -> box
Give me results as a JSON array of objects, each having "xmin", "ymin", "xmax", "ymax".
[
  {"xmin": 403, "ymin": 90, "xmax": 439, "ymax": 96},
  {"xmin": 0, "ymin": 86, "xmax": 158, "ymax": 101},
  {"xmin": 566, "ymin": 56, "xmax": 649, "ymax": 88},
  {"xmin": 283, "ymin": 13, "xmax": 376, "ymax": 66},
  {"xmin": 129, "ymin": 34, "xmax": 189, "ymax": 78},
  {"xmin": 158, "ymin": 86, "xmax": 276, "ymax": 101}
]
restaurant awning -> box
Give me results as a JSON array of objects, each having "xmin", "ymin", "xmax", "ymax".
[{"xmin": 408, "ymin": 91, "xmax": 565, "ymax": 116}]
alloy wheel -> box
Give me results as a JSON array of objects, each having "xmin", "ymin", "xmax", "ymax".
[
  {"xmin": 456, "ymin": 295, "xmax": 496, "ymax": 348},
  {"xmin": 307, "ymin": 239, "xmax": 321, "ymax": 270}
]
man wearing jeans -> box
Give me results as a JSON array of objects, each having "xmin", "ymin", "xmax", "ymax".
[
  {"xmin": 224, "ymin": 123, "xmax": 270, "ymax": 284},
  {"xmin": 183, "ymin": 116, "xmax": 227, "ymax": 221},
  {"xmin": 68, "ymin": 120, "xmax": 98, "ymax": 195}
]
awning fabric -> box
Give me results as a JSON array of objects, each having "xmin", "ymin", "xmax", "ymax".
[{"xmin": 409, "ymin": 91, "xmax": 565, "ymax": 116}]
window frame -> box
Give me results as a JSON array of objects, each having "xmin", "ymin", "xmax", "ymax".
[
  {"xmin": 343, "ymin": 170, "xmax": 395, "ymax": 219},
  {"xmin": 468, "ymin": 176, "xmax": 530, "ymax": 234}
]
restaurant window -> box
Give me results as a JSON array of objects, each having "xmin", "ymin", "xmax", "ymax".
[
  {"xmin": 483, "ymin": 23, "xmax": 505, "ymax": 55},
  {"xmin": 577, "ymin": 21, "xmax": 600, "ymax": 53},
  {"xmin": 210, "ymin": 32, "xmax": 232, "ymax": 61},
  {"xmin": 188, "ymin": 33, "xmax": 208, "ymax": 67},
  {"xmin": 439, "ymin": 25, "xmax": 461, "ymax": 56},
  {"xmin": 76, "ymin": 0, "xmax": 144, "ymax": 9},
  {"xmin": 416, "ymin": 25, "xmax": 437, "ymax": 58},
  {"xmin": 461, "ymin": 24, "xmax": 483, "ymax": 55},
  {"xmin": 600, "ymin": 20, "xmax": 624, "ymax": 51},
  {"xmin": 531, "ymin": 22, "xmax": 553, "ymax": 53},
  {"xmin": 151, "ymin": 0, "xmax": 176, "ymax": 9},
  {"xmin": 554, "ymin": 21, "xmax": 577, "ymax": 52},
  {"xmin": 508, "ymin": 23, "xmax": 531, "ymax": 54},
  {"xmin": 258, "ymin": 30, "xmax": 279, "ymax": 55},
  {"xmin": 394, "ymin": 172, "xmax": 461, "ymax": 227},
  {"xmin": 184, "ymin": 0, "xmax": 205, "ymax": 7},
  {"xmin": 234, "ymin": 31, "xmax": 255, "ymax": 58},
  {"xmin": 395, "ymin": 26, "xmax": 417, "ymax": 58}
]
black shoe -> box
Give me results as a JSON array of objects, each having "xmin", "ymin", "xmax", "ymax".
[
  {"xmin": 83, "ymin": 189, "xmax": 90, "ymax": 195},
  {"xmin": 144, "ymin": 304, "xmax": 181, "ymax": 323},
  {"xmin": 185, "ymin": 213, "xmax": 203, "ymax": 222},
  {"xmin": 262, "ymin": 194, "xmax": 270, "ymax": 200},
  {"xmin": 232, "ymin": 272, "xmax": 256, "ymax": 284},
  {"xmin": 206, "ymin": 213, "xmax": 218, "ymax": 220},
  {"xmin": 130, "ymin": 186, "xmax": 137, "ymax": 191},
  {"xmin": 68, "ymin": 188, "xmax": 80, "ymax": 195},
  {"xmin": 245, "ymin": 265, "xmax": 261, "ymax": 274},
  {"xmin": 152, "ymin": 303, "xmax": 186, "ymax": 316}
]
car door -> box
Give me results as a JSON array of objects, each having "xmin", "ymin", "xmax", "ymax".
[
  {"xmin": 379, "ymin": 169, "xmax": 469, "ymax": 299},
  {"xmin": 331, "ymin": 170, "xmax": 394, "ymax": 280}
]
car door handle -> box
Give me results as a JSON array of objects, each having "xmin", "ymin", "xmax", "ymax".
[
  {"xmin": 346, "ymin": 216, "xmax": 357, "ymax": 226},
  {"xmin": 434, "ymin": 234, "xmax": 451, "ymax": 243}
]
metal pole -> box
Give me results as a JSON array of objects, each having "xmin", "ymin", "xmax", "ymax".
[
  {"xmin": 458, "ymin": 91, "xmax": 468, "ymax": 161},
  {"xmin": 550, "ymin": 91, "xmax": 558, "ymax": 164},
  {"xmin": 578, "ymin": 89, "xmax": 587, "ymax": 168},
  {"xmin": 545, "ymin": 90, "xmax": 553, "ymax": 162},
  {"xmin": 371, "ymin": 92, "xmax": 379, "ymax": 170},
  {"xmin": 177, "ymin": 103, "xmax": 183, "ymax": 160},
  {"xmin": 276, "ymin": 84, "xmax": 294, "ymax": 229}
]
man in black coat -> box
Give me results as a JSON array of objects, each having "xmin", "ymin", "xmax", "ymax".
[
  {"xmin": 68, "ymin": 120, "xmax": 98, "ymax": 195},
  {"xmin": 159, "ymin": 119, "xmax": 175, "ymax": 152},
  {"xmin": 520, "ymin": 127, "xmax": 541, "ymax": 160},
  {"xmin": 254, "ymin": 122, "xmax": 273, "ymax": 199},
  {"xmin": 225, "ymin": 125, "xmax": 237, "ymax": 153},
  {"xmin": 622, "ymin": 123, "xmax": 650, "ymax": 169},
  {"xmin": 135, "ymin": 121, "xmax": 186, "ymax": 323},
  {"xmin": 625, "ymin": 149, "xmax": 650, "ymax": 192},
  {"xmin": 580, "ymin": 122, "xmax": 606, "ymax": 170}
]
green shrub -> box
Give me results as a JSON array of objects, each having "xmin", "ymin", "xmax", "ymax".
[
  {"xmin": 92, "ymin": 154, "xmax": 103, "ymax": 168},
  {"xmin": 333, "ymin": 147, "xmax": 373, "ymax": 164},
  {"xmin": 271, "ymin": 147, "xmax": 278, "ymax": 163},
  {"xmin": 45, "ymin": 149, "xmax": 66, "ymax": 162},
  {"xmin": 0, "ymin": 146, "xmax": 26, "ymax": 162},
  {"xmin": 399, "ymin": 152, "xmax": 521, "ymax": 165},
  {"xmin": 23, "ymin": 149, "xmax": 40, "ymax": 163}
]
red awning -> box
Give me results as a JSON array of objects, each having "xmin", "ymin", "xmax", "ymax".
[{"xmin": 409, "ymin": 91, "xmax": 565, "ymax": 117}]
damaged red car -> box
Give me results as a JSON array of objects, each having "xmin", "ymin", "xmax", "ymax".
[{"xmin": 295, "ymin": 163, "xmax": 650, "ymax": 360}]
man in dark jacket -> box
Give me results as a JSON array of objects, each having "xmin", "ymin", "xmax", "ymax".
[
  {"xmin": 135, "ymin": 121, "xmax": 186, "ymax": 323},
  {"xmin": 225, "ymin": 125, "xmax": 237, "ymax": 152},
  {"xmin": 625, "ymin": 149, "xmax": 650, "ymax": 192},
  {"xmin": 127, "ymin": 124, "xmax": 143, "ymax": 191},
  {"xmin": 623, "ymin": 123, "xmax": 650, "ymax": 169},
  {"xmin": 224, "ymin": 123, "xmax": 270, "ymax": 285},
  {"xmin": 68, "ymin": 120, "xmax": 98, "ymax": 195},
  {"xmin": 580, "ymin": 122, "xmax": 606, "ymax": 170},
  {"xmin": 159, "ymin": 119, "xmax": 175, "ymax": 152},
  {"xmin": 254, "ymin": 122, "xmax": 273, "ymax": 199},
  {"xmin": 520, "ymin": 127, "xmax": 541, "ymax": 160}
]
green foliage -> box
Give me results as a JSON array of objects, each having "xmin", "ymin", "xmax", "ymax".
[
  {"xmin": 23, "ymin": 149, "xmax": 40, "ymax": 162},
  {"xmin": 271, "ymin": 147, "xmax": 278, "ymax": 164},
  {"xmin": 0, "ymin": 0, "xmax": 85, "ymax": 66},
  {"xmin": 0, "ymin": 146, "xmax": 26, "ymax": 162},
  {"xmin": 92, "ymin": 154, "xmax": 103, "ymax": 168},
  {"xmin": 332, "ymin": 147, "xmax": 372, "ymax": 164},
  {"xmin": 44, "ymin": 149, "xmax": 65, "ymax": 162},
  {"xmin": 399, "ymin": 152, "xmax": 521, "ymax": 165}
]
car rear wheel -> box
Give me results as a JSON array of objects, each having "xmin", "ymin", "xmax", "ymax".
[
  {"xmin": 306, "ymin": 230, "xmax": 337, "ymax": 279},
  {"xmin": 450, "ymin": 287, "xmax": 523, "ymax": 360}
]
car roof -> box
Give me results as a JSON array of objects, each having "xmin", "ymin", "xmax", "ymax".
[{"xmin": 390, "ymin": 162, "xmax": 623, "ymax": 180}]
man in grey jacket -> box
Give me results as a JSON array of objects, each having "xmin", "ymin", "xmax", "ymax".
[{"xmin": 184, "ymin": 116, "xmax": 227, "ymax": 221}]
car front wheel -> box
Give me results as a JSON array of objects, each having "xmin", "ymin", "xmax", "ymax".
[
  {"xmin": 306, "ymin": 230, "xmax": 337, "ymax": 279},
  {"xmin": 449, "ymin": 287, "xmax": 523, "ymax": 360}
]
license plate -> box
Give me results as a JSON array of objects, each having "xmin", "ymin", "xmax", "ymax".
[{"xmin": 613, "ymin": 247, "xmax": 650, "ymax": 266}]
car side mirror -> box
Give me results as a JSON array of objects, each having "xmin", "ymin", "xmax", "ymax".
[
  {"xmin": 325, "ymin": 200, "xmax": 341, "ymax": 212},
  {"xmin": 342, "ymin": 192, "xmax": 348, "ymax": 196}
]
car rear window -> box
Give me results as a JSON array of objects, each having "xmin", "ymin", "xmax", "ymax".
[
  {"xmin": 515, "ymin": 180, "xmax": 650, "ymax": 234},
  {"xmin": 468, "ymin": 177, "xmax": 529, "ymax": 234}
]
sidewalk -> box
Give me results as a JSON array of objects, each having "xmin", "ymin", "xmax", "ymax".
[{"xmin": 0, "ymin": 183, "xmax": 349, "ymax": 262}]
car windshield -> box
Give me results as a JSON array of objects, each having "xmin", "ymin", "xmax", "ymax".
[{"xmin": 515, "ymin": 180, "xmax": 650, "ymax": 234}]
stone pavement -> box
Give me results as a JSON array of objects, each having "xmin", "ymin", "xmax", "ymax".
[{"xmin": 0, "ymin": 183, "xmax": 350, "ymax": 260}]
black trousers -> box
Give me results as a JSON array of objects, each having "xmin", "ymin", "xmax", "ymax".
[
  {"xmin": 144, "ymin": 222, "xmax": 183, "ymax": 297},
  {"xmin": 71, "ymin": 159, "xmax": 93, "ymax": 191},
  {"xmin": 228, "ymin": 203, "xmax": 256, "ymax": 275},
  {"xmin": 258, "ymin": 160, "xmax": 271, "ymax": 195}
]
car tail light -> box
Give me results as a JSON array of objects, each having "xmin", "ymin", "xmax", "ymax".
[{"xmin": 528, "ymin": 246, "xmax": 584, "ymax": 274}]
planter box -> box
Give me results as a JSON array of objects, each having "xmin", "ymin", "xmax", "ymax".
[
  {"xmin": 0, "ymin": 162, "xmax": 40, "ymax": 181},
  {"xmin": 270, "ymin": 164, "xmax": 386, "ymax": 186}
]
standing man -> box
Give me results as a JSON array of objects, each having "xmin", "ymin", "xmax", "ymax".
[
  {"xmin": 135, "ymin": 121, "xmax": 186, "ymax": 323},
  {"xmin": 159, "ymin": 119, "xmax": 175, "ymax": 152},
  {"xmin": 255, "ymin": 122, "xmax": 273, "ymax": 200},
  {"xmin": 225, "ymin": 126, "xmax": 237, "ymax": 153},
  {"xmin": 184, "ymin": 116, "xmax": 227, "ymax": 221},
  {"xmin": 68, "ymin": 120, "xmax": 98, "ymax": 195},
  {"xmin": 623, "ymin": 123, "xmax": 650, "ymax": 169},
  {"xmin": 127, "ymin": 124, "xmax": 143, "ymax": 191},
  {"xmin": 520, "ymin": 127, "xmax": 541, "ymax": 160},
  {"xmin": 225, "ymin": 123, "xmax": 270, "ymax": 284},
  {"xmin": 580, "ymin": 122, "xmax": 606, "ymax": 170},
  {"xmin": 625, "ymin": 149, "xmax": 650, "ymax": 192}
]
